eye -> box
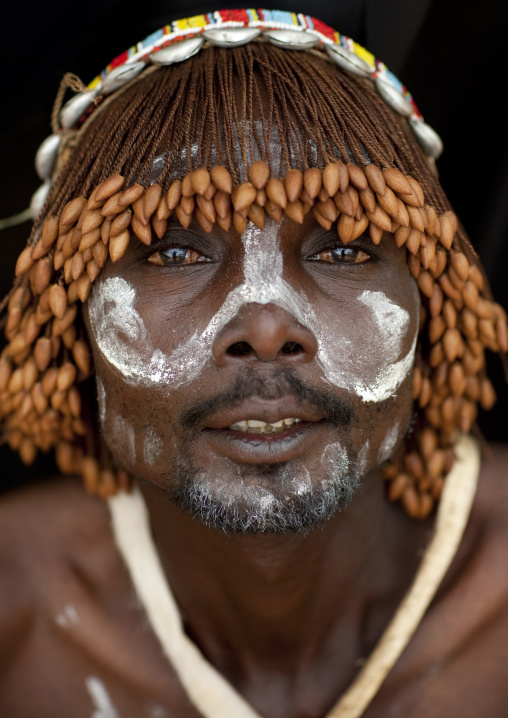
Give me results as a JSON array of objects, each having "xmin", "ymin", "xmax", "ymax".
[
  {"xmin": 147, "ymin": 247, "xmax": 211, "ymax": 267},
  {"xmin": 309, "ymin": 246, "xmax": 371, "ymax": 264}
]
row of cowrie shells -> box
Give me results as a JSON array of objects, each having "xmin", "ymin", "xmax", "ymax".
[{"xmin": 31, "ymin": 24, "xmax": 443, "ymax": 218}]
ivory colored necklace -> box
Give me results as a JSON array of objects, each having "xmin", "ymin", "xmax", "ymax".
[{"xmin": 108, "ymin": 434, "xmax": 480, "ymax": 718}]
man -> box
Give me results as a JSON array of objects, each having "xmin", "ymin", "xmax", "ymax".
[{"xmin": 1, "ymin": 10, "xmax": 507, "ymax": 717}]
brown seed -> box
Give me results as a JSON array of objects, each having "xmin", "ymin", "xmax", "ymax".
[
  {"xmin": 181, "ymin": 175, "xmax": 195, "ymax": 199},
  {"xmin": 313, "ymin": 209, "xmax": 332, "ymax": 231},
  {"xmin": 322, "ymin": 162, "xmax": 341, "ymax": 196},
  {"xmin": 458, "ymin": 399, "xmax": 476, "ymax": 434},
  {"xmin": 81, "ymin": 456, "xmax": 100, "ymax": 495},
  {"xmin": 194, "ymin": 208, "xmax": 213, "ymax": 234},
  {"xmin": 475, "ymin": 297, "xmax": 493, "ymax": 320},
  {"xmin": 31, "ymin": 237, "xmax": 51, "ymax": 261},
  {"xmin": 7, "ymin": 365, "xmax": 24, "ymax": 394},
  {"xmin": 401, "ymin": 486, "xmax": 420, "ymax": 519},
  {"xmin": 406, "ymin": 229, "xmax": 422, "ymax": 255},
  {"xmin": 53, "ymin": 250, "xmax": 65, "ymax": 272},
  {"xmin": 388, "ymin": 474, "xmax": 409, "ymax": 502},
  {"xmin": 216, "ymin": 214, "xmax": 232, "ymax": 232},
  {"xmin": 432, "ymin": 249, "xmax": 447, "ymax": 279},
  {"xmin": 233, "ymin": 211, "xmax": 247, "ymax": 235},
  {"xmin": 460, "ymin": 308, "xmax": 478, "ymax": 339},
  {"xmin": 71, "ymin": 252, "xmax": 85, "ymax": 281},
  {"xmin": 60, "ymin": 197, "xmax": 87, "ymax": 230},
  {"xmin": 41, "ymin": 368, "xmax": 58, "ymax": 398},
  {"xmin": 265, "ymin": 201, "xmax": 283, "ymax": 224},
  {"xmin": 35, "ymin": 301, "xmax": 53, "ymax": 326},
  {"xmin": 109, "ymin": 209, "xmax": 132, "ymax": 237},
  {"xmin": 480, "ymin": 378, "xmax": 497, "ymax": 411},
  {"xmin": 256, "ymin": 189, "xmax": 267, "ymax": 208},
  {"xmin": 189, "ymin": 169, "xmax": 210, "ymax": 196},
  {"xmin": 404, "ymin": 452, "xmax": 425, "ymax": 480},
  {"xmin": 23, "ymin": 313, "xmax": 40, "ymax": 346},
  {"xmin": 40, "ymin": 215, "xmax": 60, "ymax": 249},
  {"xmin": 496, "ymin": 316, "xmax": 508, "ymax": 353},
  {"xmin": 425, "ymin": 206, "xmax": 438, "ymax": 237},
  {"xmin": 412, "ymin": 366, "xmax": 422, "ymax": 399},
  {"xmin": 248, "ymin": 161, "xmax": 270, "ymax": 190},
  {"xmin": 383, "ymin": 167, "xmax": 412, "ymax": 195},
  {"xmin": 117, "ymin": 183, "xmax": 144, "ymax": 209},
  {"xmin": 109, "ymin": 229, "xmax": 131, "ymax": 262},
  {"xmin": 462, "ymin": 281, "xmax": 479, "ymax": 312},
  {"xmin": 365, "ymin": 205, "xmax": 392, "ymax": 233},
  {"xmin": 78, "ymin": 227, "xmax": 101, "ymax": 253},
  {"xmin": 359, "ymin": 186, "xmax": 376, "ymax": 214},
  {"xmin": 19, "ymin": 438, "xmax": 37, "ymax": 466},
  {"xmin": 0, "ymin": 360, "xmax": 12, "ymax": 393},
  {"xmin": 438, "ymin": 215, "xmax": 454, "ymax": 250},
  {"xmin": 417, "ymin": 271, "xmax": 434, "ymax": 298},
  {"xmin": 369, "ymin": 223, "xmax": 383, "ymax": 245},
  {"xmin": 285, "ymin": 201, "xmax": 304, "ymax": 224},
  {"xmin": 449, "ymin": 363, "xmax": 466, "ymax": 397},
  {"xmin": 193, "ymin": 195, "xmax": 215, "ymax": 224},
  {"xmin": 479, "ymin": 317, "xmax": 497, "ymax": 346},
  {"xmin": 6, "ymin": 305, "xmax": 22, "ymax": 336},
  {"xmin": 22, "ymin": 357, "xmax": 38, "ymax": 392},
  {"xmin": 407, "ymin": 254, "xmax": 421, "ymax": 279},
  {"xmin": 406, "ymin": 177, "xmax": 425, "ymax": 207},
  {"xmin": 131, "ymin": 218, "xmax": 152, "ymax": 246},
  {"xmin": 101, "ymin": 219, "xmax": 111, "ymax": 245},
  {"xmin": 450, "ymin": 253, "xmax": 469, "ymax": 282},
  {"xmin": 52, "ymin": 305, "xmax": 77, "ymax": 337},
  {"xmin": 419, "ymin": 427, "xmax": 438, "ymax": 459},
  {"xmin": 443, "ymin": 328, "xmax": 462, "ymax": 362},
  {"xmin": 213, "ymin": 191, "xmax": 231, "ymax": 220},
  {"xmin": 181, "ymin": 196, "xmax": 195, "ymax": 215},
  {"xmin": 443, "ymin": 299, "xmax": 457, "ymax": 328},
  {"xmin": 377, "ymin": 186, "xmax": 399, "ymax": 219},
  {"xmin": 56, "ymin": 363, "xmax": 77, "ymax": 392},
  {"xmin": 468, "ymin": 264, "xmax": 484, "ymax": 291},
  {"xmin": 346, "ymin": 186, "xmax": 359, "ymax": 216},
  {"xmin": 15, "ymin": 247, "xmax": 34, "ymax": 277},
  {"xmin": 77, "ymin": 274, "xmax": 92, "ymax": 303},
  {"xmin": 92, "ymin": 240, "xmax": 108, "ymax": 268},
  {"xmin": 266, "ymin": 178, "xmax": 287, "ymax": 209},
  {"xmin": 351, "ymin": 214, "xmax": 369, "ymax": 241},
  {"xmin": 314, "ymin": 198, "xmax": 338, "ymax": 223},
  {"xmin": 429, "ymin": 316, "xmax": 446, "ymax": 343},
  {"xmin": 150, "ymin": 217, "xmax": 166, "ymax": 240},
  {"xmin": 365, "ymin": 164, "xmax": 386, "ymax": 196},
  {"xmin": 232, "ymin": 182, "xmax": 257, "ymax": 213},
  {"xmin": 141, "ymin": 184, "xmax": 162, "ymax": 222},
  {"xmin": 248, "ymin": 203, "xmax": 265, "ymax": 230},
  {"xmin": 406, "ymin": 205, "xmax": 425, "ymax": 233},
  {"xmin": 62, "ymin": 325, "xmax": 77, "ymax": 350},
  {"xmin": 133, "ymin": 196, "xmax": 149, "ymax": 225},
  {"xmin": 100, "ymin": 191, "xmax": 125, "ymax": 218},
  {"xmin": 68, "ymin": 386, "xmax": 81, "ymax": 419},
  {"xmin": 394, "ymin": 225, "xmax": 410, "ymax": 248},
  {"xmin": 92, "ymin": 173, "xmax": 125, "ymax": 203},
  {"xmin": 337, "ymin": 214, "xmax": 355, "ymax": 244},
  {"xmin": 80, "ymin": 209, "xmax": 103, "ymax": 236},
  {"xmin": 31, "ymin": 382, "xmax": 48, "ymax": 415},
  {"xmin": 72, "ymin": 340, "xmax": 91, "ymax": 376},
  {"xmin": 285, "ymin": 169, "xmax": 303, "ymax": 203},
  {"xmin": 303, "ymin": 168, "xmax": 322, "ymax": 200},
  {"xmin": 49, "ymin": 285, "xmax": 67, "ymax": 320},
  {"xmin": 346, "ymin": 163, "xmax": 368, "ymax": 191},
  {"xmin": 156, "ymin": 195, "xmax": 171, "ymax": 221},
  {"xmin": 419, "ymin": 376, "xmax": 432, "ymax": 408},
  {"xmin": 429, "ymin": 341, "xmax": 444, "ymax": 368},
  {"xmin": 439, "ymin": 274, "xmax": 462, "ymax": 303},
  {"xmin": 175, "ymin": 203, "xmax": 193, "ymax": 229},
  {"xmin": 211, "ymin": 166, "xmax": 233, "ymax": 194},
  {"xmin": 334, "ymin": 191, "xmax": 354, "ymax": 217}
]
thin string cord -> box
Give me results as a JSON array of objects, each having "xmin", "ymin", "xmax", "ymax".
[{"xmin": 109, "ymin": 435, "xmax": 480, "ymax": 718}]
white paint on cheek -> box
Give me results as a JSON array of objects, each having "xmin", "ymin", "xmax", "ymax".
[
  {"xmin": 321, "ymin": 441, "xmax": 350, "ymax": 481},
  {"xmin": 96, "ymin": 376, "xmax": 106, "ymax": 428},
  {"xmin": 87, "ymin": 222, "xmax": 418, "ymax": 403},
  {"xmin": 55, "ymin": 604, "xmax": 80, "ymax": 628},
  {"xmin": 110, "ymin": 412, "xmax": 136, "ymax": 465},
  {"xmin": 143, "ymin": 427, "xmax": 163, "ymax": 466},
  {"xmin": 378, "ymin": 421, "xmax": 401, "ymax": 464},
  {"xmin": 85, "ymin": 676, "xmax": 120, "ymax": 718}
]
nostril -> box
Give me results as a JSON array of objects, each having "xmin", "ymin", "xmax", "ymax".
[
  {"xmin": 280, "ymin": 341, "xmax": 304, "ymax": 356},
  {"xmin": 226, "ymin": 341, "xmax": 253, "ymax": 357}
]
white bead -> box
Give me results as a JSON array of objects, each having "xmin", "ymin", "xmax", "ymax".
[
  {"xmin": 100, "ymin": 62, "xmax": 146, "ymax": 95},
  {"xmin": 326, "ymin": 44, "xmax": 373, "ymax": 77},
  {"xmin": 264, "ymin": 28, "xmax": 319, "ymax": 50},
  {"xmin": 59, "ymin": 91, "xmax": 96, "ymax": 129},
  {"xmin": 203, "ymin": 27, "xmax": 261, "ymax": 47},
  {"xmin": 35, "ymin": 134, "xmax": 61, "ymax": 180},
  {"xmin": 374, "ymin": 76, "xmax": 413, "ymax": 118},
  {"xmin": 30, "ymin": 181, "xmax": 51, "ymax": 220},
  {"xmin": 409, "ymin": 116, "xmax": 444, "ymax": 159},
  {"xmin": 149, "ymin": 36, "xmax": 204, "ymax": 65}
]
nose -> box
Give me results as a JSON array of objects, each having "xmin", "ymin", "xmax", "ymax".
[{"xmin": 212, "ymin": 303, "xmax": 319, "ymax": 366}]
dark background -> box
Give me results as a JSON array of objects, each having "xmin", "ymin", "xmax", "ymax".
[{"xmin": 1, "ymin": 0, "xmax": 506, "ymax": 487}]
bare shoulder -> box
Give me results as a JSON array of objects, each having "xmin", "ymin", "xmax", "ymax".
[{"xmin": 0, "ymin": 478, "xmax": 112, "ymax": 654}]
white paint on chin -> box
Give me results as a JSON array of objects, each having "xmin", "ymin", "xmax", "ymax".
[
  {"xmin": 87, "ymin": 222, "xmax": 418, "ymax": 403},
  {"xmin": 143, "ymin": 427, "xmax": 163, "ymax": 466}
]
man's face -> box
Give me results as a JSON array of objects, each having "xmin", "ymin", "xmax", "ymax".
[{"xmin": 84, "ymin": 209, "xmax": 420, "ymax": 532}]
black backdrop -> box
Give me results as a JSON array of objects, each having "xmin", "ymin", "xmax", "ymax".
[{"xmin": 1, "ymin": 0, "xmax": 506, "ymax": 488}]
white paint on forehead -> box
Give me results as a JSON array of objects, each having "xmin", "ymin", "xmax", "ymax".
[
  {"xmin": 85, "ymin": 676, "xmax": 120, "ymax": 718},
  {"xmin": 88, "ymin": 222, "xmax": 418, "ymax": 402},
  {"xmin": 143, "ymin": 427, "xmax": 163, "ymax": 466}
]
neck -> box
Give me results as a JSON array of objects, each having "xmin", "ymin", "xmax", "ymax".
[{"xmin": 139, "ymin": 472, "xmax": 428, "ymax": 713}]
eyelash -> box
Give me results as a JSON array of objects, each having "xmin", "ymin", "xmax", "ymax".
[
  {"xmin": 147, "ymin": 246, "xmax": 212, "ymax": 267},
  {"xmin": 307, "ymin": 246, "xmax": 371, "ymax": 265}
]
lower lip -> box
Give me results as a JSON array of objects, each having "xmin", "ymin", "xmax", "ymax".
[{"xmin": 203, "ymin": 421, "xmax": 326, "ymax": 464}]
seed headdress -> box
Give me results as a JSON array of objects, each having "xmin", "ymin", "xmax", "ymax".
[{"xmin": 1, "ymin": 9, "xmax": 506, "ymax": 517}]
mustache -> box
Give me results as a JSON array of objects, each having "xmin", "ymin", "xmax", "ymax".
[{"xmin": 180, "ymin": 368, "xmax": 354, "ymax": 429}]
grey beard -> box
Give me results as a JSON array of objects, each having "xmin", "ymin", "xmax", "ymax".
[{"xmin": 167, "ymin": 461, "xmax": 361, "ymax": 535}]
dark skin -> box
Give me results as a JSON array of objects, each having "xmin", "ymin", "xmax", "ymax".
[{"xmin": 1, "ymin": 213, "xmax": 508, "ymax": 718}]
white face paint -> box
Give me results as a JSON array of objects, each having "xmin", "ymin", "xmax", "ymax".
[
  {"xmin": 377, "ymin": 421, "xmax": 401, "ymax": 464},
  {"xmin": 143, "ymin": 427, "xmax": 163, "ymax": 466},
  {"xmin": 109, "ymin": 412, "xmax": 136, "ymax": 465},
  {"xmin": 96, "ymin": 375, "xmax": 106, "ymax": 428},
  {"xmin": 55, "ymin": 604, "xmax": 80, "ymax": 628},
  {"xmin": 88, "ymin": 222, "xmax": 418, "ymax": 403}
]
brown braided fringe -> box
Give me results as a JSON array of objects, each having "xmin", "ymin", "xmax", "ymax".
[
  {"xmin": 1, "ymin": 44, "xmax": 507, "ymax": 513},
  {"xmin": 1, "ymin": 162, "xmax": 506, "ymax": 511}
]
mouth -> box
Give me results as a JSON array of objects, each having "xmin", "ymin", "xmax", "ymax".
[{"xmin": 228, "ymin": 417, "xmax": 302, "ymax": 434}]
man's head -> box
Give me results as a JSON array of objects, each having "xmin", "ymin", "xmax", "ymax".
[{"xmin": 1, "ymin": 12, "xmax": 506, "ymax": 529}]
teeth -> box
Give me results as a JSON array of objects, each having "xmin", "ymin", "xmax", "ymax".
[{"xmin": 229, "ymin": 418, "xmax": 301, "ymax": 434}]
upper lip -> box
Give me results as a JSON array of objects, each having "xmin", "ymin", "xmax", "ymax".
[{"xmin": 204, "ymin": 398, "xmax": 325, "ymax": 430}]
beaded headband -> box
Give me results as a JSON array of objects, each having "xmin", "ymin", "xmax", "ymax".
[
  {"xmin": 2, "ymin": 9, "xmax": 506, "ymax": 519},
  {"xmin": 31, "ymin": 8, "xmax": 443, "ymax": 219}
]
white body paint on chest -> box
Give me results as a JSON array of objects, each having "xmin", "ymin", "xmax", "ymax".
[
  {"xmin": 85, "ymin": 676, "xmax": 120, "ymax": 718},
  {"xmin": 88, "ymin": 223, "xmax": 417, "ymax": 402}
]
